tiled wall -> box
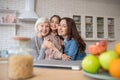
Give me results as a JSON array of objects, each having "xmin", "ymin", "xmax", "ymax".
[
  {"xmin": 36, "ymin": 0, "xmax": 120, "ymax": 17},
  {"xmin": 0, "ymin": 0, "xmax": 120, "ymax": 51}
]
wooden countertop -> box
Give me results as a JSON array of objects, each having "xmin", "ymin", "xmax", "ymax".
[{"xmin": 0, "ymin": 58, "xmax": 97, "ymax": 80}]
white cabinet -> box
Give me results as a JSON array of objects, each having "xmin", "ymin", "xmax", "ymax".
[
  {"xmin": 85, "ymin": 16, "xmax": 93, "ymax": 38},
  {"xmin": 73, "ymin": 15, "xmax": 116, "ymax": 41},
  {"xmin": 97, "ymin": 17, "xmax": 104, "ymax": 38},
  {"xmin": 107, "ymin": 18, "xmax": 115, "ymax": 40},
  {"xmin": 73, "ymin": 15, "xmax": 81, "ymax": 35}
]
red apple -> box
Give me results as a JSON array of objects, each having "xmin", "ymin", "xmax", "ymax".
[
  {"xmin": 88, "ymin": 40, "xmax": 107, "ymax": 55},
  {"xmin": 98, "ymin": 40, "xmax": 107, "ymax": 52},
  {"xmin": 88, "ymin": 45, "xmax": 99, "ymax": 55}
]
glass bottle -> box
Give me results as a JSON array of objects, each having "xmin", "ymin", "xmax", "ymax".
[{"xmin": 8, "ymin": 36, "xmax": 33, "ymax": 80}]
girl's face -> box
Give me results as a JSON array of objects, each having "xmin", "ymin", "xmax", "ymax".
[
  {"xmin": 58, "ymin": 19, "xmax": 68, "ymax": 38},
  {"xmin": 37, "ymin": 22, "xmax": 50, "ymax": 37},
  {"xmin": 50, "ymin": 17, "xmax": 59, "ymax": 31}
]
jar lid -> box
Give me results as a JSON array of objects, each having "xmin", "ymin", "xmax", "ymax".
[{"xmin": 12, "ymin": 36, "xmax": 30, "ymax": 41}]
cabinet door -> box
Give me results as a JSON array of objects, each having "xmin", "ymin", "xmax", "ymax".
[
  {"xmin": 75, "ymin": 22, "xmax": 81, "ymax": 35},
  {"xmin": 97, "ymin": 17, "xmax": 104, "ymax": 38},
  {"xmin": 107, "ymin": 18, "xmax": 115, "ymax": 39},
  {"xmin": 85, "ymin": 16, "xmax": 93, "ymax": 38},
  {"xmin": 73, "ymin": 15, "xmax": 81, "ymax": 35},
  {"xmin": 73, "ymin": 15, "xmax": 116, "ymax": 41}
]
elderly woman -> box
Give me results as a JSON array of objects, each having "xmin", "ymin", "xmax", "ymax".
[{"xmin": 31, "ymin": 17, "xmax": 51, "ymax": 61}]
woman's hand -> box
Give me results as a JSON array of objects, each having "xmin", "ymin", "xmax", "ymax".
[
  {"xmin": 42, "ymin": 40, "xmax": 59, "ymax": 51},
  {"xmin": 62, "ymin": 54, "xmax": 71, "ymax": 60}
]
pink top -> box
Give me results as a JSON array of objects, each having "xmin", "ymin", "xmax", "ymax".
[{"xmin": 44, "ymin": 32, "xmax": 63, "ymax": 60}]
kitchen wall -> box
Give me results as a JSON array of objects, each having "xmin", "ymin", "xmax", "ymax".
[{"xmin": 0, "ymin": 0, "xmax": 120, "ymax": 52}]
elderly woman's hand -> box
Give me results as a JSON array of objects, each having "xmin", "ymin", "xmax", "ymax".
[{"xmin": 42, "ymin": 40, "xmax": 59, "ymax": 51}]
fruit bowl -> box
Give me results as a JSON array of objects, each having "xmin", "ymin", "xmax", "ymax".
[{"xmin": 82, "ymin": 70, "xmax": 120, "ymax": 80}]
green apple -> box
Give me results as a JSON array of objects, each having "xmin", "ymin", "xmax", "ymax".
[
  {"xmin": 99, "ymin": 50, "xmax": 119, "ymax": 70},
  {"xmin": 82, "ymin": 55, "xmax": 101, "ymax": 74}
]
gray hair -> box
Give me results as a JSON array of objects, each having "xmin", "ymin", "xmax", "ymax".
[{"xmin": 34, "ymin": 17, "xmax": 50, "ymax": 33}]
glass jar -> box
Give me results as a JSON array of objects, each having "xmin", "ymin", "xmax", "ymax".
[{"xmin": 8, "ymin": 36, "xmax": 33, "ymax": 80}]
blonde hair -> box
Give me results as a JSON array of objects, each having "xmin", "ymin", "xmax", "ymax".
[{"xmin": 34, "ymin": 17, "xmax": 50, "ymax": 33}]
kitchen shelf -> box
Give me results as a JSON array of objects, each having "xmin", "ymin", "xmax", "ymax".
[
  {"xmin": 0, "ymin": 9, "xmax": 18, "ymax": 35},
  {"xmin": 0, "ymin": 23, "xmax": 19, "ymax": 26},
  {"xmin": 0, "ymin": 9, "xmax": 16, "ymax": 13}
]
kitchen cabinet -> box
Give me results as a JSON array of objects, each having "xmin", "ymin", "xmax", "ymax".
[
  {"xmin": 97, "ymin": 17, "xmax": 104, "ymax": 38},
  {"xmin": 73, "ymin": 15, "xmax": 81, "ymax": 35},
  {"xmin": 85, "ymin": 16, "xmax": 115, "ymax": 40},
  {"xmin": 85, "ymin": 16, "xmax": 93, "ymax": 38},
  {"xmin": 107, "ymin": 18, "xmax": 115, "ymax": 39},
  {"xmin": 73, "ymin": 15, "xmax": 116, "ymax": 41}
]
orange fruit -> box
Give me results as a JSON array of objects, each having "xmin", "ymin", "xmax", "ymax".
[
  {"xmin": 109, "ymin": 58, "xmax": 120, "ymax": 78},
  {"xmin": 114, "ymin": 42, "xmax": 120, "ymax": 56}
]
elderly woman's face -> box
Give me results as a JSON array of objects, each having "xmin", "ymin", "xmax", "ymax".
[{"xmin": 37, "ymin": 22, "xmax": 50, "ymax": 36}]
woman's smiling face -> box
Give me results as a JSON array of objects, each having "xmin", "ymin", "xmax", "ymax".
[
  {"xmin": 50, "ymin": 17, "xmax": 60, "ymax": 31},
  {"xmin": 58, "ymin": 19, "xmax": 68, "ymax": 38},
  {"xmin": 37, "ymin": 22, "xmax": 50, "ymax": 37}
]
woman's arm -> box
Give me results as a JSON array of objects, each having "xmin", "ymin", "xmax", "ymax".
[
  {"xmin": 30, "ymin": 38, "xmax": 39, "ymax": 61},
  {"xmin": 65, "ymin": 40, "xmax": 79, "ymax": 60},
  {"xmin": 37, "ymin": 48, "xmax": 45, "ymax": 60},
  {"xmin": 42, "ymin": 40, "xmax": 70, "ymax": 60},
  {"xmin": 37, "ymin": 40, "xmax": 56, "ymax": 60},
  {"xmin": 42, "ymin": 40, "xmax": 59, "ymax": 52},
  {"xmin": 61, "ymin": 54, "xmax": 71, "ymax": 60}
]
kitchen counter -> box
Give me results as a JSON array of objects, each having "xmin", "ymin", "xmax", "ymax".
[{"xmin": 0, "ymin": 58, "xmax": 97, "ymax": 80}]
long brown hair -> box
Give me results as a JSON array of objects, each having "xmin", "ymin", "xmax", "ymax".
[{"xmin": 61, "ymin": 17, "xmax": 86, "ymax": 53}]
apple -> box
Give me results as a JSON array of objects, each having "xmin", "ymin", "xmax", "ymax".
[
  {"xmin": 88, "ymin": 44, "xmax": 99, "ymax": 55},
  {"xmin": 82, "ymin": 55, "xmax": 101, "ymax": 74},
  {"xmin": 99, "ymin": 50, "xmax": 119, "ymax": 70},
  {"xmin": 88, "ymin": 40, "xmax": 107, "ymax": 55},
  {"xmin": 97, "ymin": 40, "xmax": 107, "ymax": 53}
]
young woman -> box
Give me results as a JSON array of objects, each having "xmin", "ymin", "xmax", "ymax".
[{"xmin": 58, "ymin": 17, "xmax": 86, "ymax": 60}]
